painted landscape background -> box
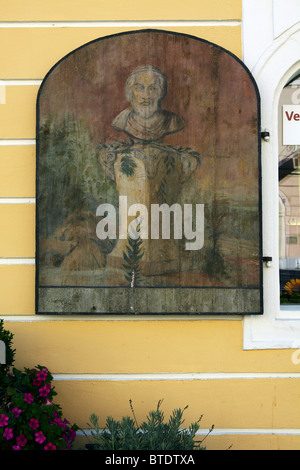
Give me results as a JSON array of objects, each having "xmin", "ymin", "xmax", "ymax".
[{"xmin": 37, "ymin": 30, "xmax": 261, "ymax": 314}]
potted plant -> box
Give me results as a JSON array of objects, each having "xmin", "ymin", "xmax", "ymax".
[
  {"xmin": 0, "ymin": 365, "xmax": 78, "ymax": 450},
  {"xmin": 0, "ymin": 364, "xmax": 78, "ymax": 450},
  {"xmin": 0, "ymin": 320, "xmax": 78, "ymax": 450},
  {"xmin": 86, "ymin": 399, "xmax": 212, "ymax": 450}
]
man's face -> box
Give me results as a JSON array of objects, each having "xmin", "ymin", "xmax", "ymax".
[{"xmin": 130, "ymin": 71, "xmax": 163, "ymax": 118}]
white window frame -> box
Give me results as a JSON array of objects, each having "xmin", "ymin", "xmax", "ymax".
[{"xmin": 243, "ymin": 17, "xmax": 300, "ymax": 349}]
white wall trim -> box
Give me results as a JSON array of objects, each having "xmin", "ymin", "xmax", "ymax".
[
  {"xmin": 52, "ymin": 372, "xmax": 300, "ymax": 381},
  {"xmin": 0, "ymin": 80, "xmax": 42, "ymax": 86},
  {"xmin": 0, "ymin": 20, "xmax": 241, "ymax": 28},
  {"xmin": 0, "ymin": 258, "xmax": 35, "ymax": 265},
  {"xmin": 0, "ymin": 139, "xmax": 36, "ymax": 146},
  {"xmin": 0, "ymin": 314, "xmax": 242, "ymax": 322},
  {"xmin": 243, "ymin": 2, "xmax": 300, "ymax": 349},
  {"xmin": 77, "ymin": 427, "xmax": 300, "ymax": 437},
  {"xmin": 0, "ymin": 198, "xmax": 35, "ymax": 204}
]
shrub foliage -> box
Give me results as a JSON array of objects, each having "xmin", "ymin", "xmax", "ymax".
[{"xmin": 87, "ymin": 399, "xmax": 210, "ymax": 450}]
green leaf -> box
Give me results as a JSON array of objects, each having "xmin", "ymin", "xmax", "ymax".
[{"xmin": 120, "ymin": 154, "xmax": 137, "ymax": 177}]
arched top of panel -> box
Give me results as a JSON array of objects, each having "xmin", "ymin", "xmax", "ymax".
[{"xmin": 36, "ymin": 29, "xmax": 262, "ymax": 315}]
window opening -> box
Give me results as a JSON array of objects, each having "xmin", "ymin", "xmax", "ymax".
[{"xmin": 279, "ymin": 74, "xmax": 300, "ymax": 304}]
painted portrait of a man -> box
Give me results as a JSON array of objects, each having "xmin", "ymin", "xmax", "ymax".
[
  {"xmin": 112, "ymin": 65, "xmax": 184, "ymax": 141},
  {"xmin": 36, "ymin": 30, "xmax": 262, "ymax": 314}
]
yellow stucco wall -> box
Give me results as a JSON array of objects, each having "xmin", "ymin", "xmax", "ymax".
[{"xmin": 1, "ymin": 0, "xmax": 300, "ymax": 450}]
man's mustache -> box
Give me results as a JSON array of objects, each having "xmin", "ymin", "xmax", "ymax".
[{"xmin": 140, "ymin": 99, "xmax": 151, "ymax": 105}]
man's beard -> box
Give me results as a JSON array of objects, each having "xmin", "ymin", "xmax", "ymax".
[{"xmin": 133, "ymin": 101, "xmax": 160, "ymax": 119}]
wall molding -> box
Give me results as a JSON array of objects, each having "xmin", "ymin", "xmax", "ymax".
[
  {"xmin": 0, "ymin": 314, "xmax": 241, "ymax": 321},
  {"xmin": 0, "ymin": 139, "xmax": 36, "ymax": 146},
  {"xmin": 77, "ymin": 427, "xmax": 300, "ymax": 436},
  {"xmin": 243, "ymin": 5, "xmax": 300, "ymax": 349},
  {"xmin": 0, "ymin": 258, "xmax": 35, "ymax": 265},
  {"xmin": 0, "ymin": 198, "xmax": 35, "ymax": 204},
  {"xmin": 0, "ymin": 80, "xmax": 42, "ymax": 86},
  {"xmin": 52, "ymin": 372, "xmax": 300, "ymax": 381},
  {"xmin": 0, "ymin": 20, "xmax": 241, "ymax": 28}
]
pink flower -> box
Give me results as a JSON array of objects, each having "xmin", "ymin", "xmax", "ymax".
[
  {"xmin": 62, "ymin": 427, "xmax": 76, "ymax": 448},
  {"xmin": 11, "ymin": 408, "xmax": 22, "ymax": 418},
  {"xmin": 68, "ymin": 429, "xmax": 76, "ymax": 441},
  {"xmin": 44, "ymin": 442, "xmax": 56, "ymax": 450},
  {"xmin": 37, "ymin": 368, "xmax": 48, "ymax": 381},
  {"xmin": 29, "ymin": 418, "xmax": 39, "ymax": 430},
  {"xmin": 35, "ymin": 431, "xmax": 46, "ymax": 444},
  {"xmin": 24, "ymin": 393, "xmax": 34, "ymax": 404},
  {"xmin": 0, "ymin": 414, "xmax": 9, "ymax": 427},
  {"xmin": 12, "ymin": 445, "xmax": 22, "ymax": 450},
  {"xmin": 54, "ymin": 417, "xmax": 66, "ymax": 429},
  {"xmin": 39, "ymin": 383, "xmax": 51, "ymax": 397},
  {"xmin": 16, "ymin": 434, "xmax": 27, "ymax": 447},
  {"xmin": 33, "ymin": 378, "xmax": 42, "ymax": 386},
  {"xmin": 3, "ymin": 427, "xmax": 13, "ymax": 440}
]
